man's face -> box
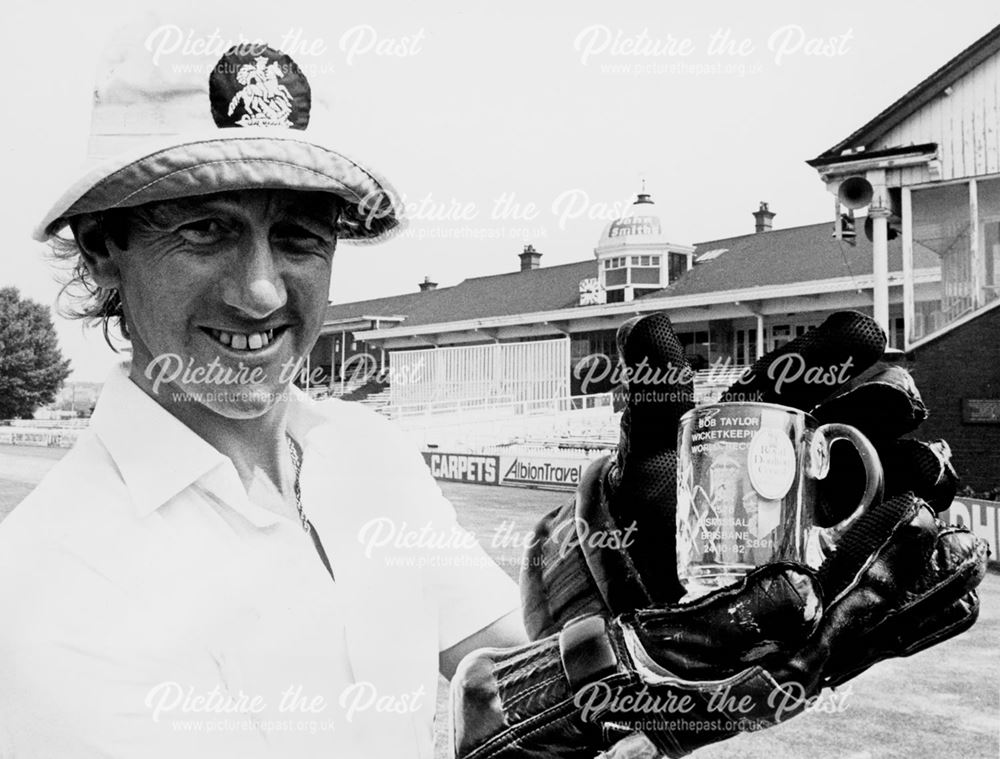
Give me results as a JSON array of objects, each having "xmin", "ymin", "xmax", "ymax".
[{"xmin": 108, "ymin": 189, "xmax": 340, "ymax": 419}]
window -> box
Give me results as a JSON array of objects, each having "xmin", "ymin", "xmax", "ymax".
[
  {"xmin": 669, "ymin": 252, "xmax": 687, "ymax": 283},
  {"xmin": 735, "ymin": 329, "xmax": 754, "ymax": 364},
  {"xmin": 890, "ymin": 316, "xmax": 904, "ymax": 350},
  {"xmin": 605, "ymin": 289, "xmax": 625, "ymax": 303},
  {"xmin": 678, "ymin": 330, "xmax": 711, "ymax": 364},
  {"xmin": 606, "ymin": 269, "xmax": 627, "ymax": 287},
  {"xmin": 911, "ymin": 182, "xmax": 973, "ymax": 341},
  {"xmin": 769, "ymin": 324, "xmax": 792, "ymax": 351},
  {"xmin": 570, "ymin": 330, "xmax": 622, "ymax": 395},
  {"xmin": 631, "ymin": 267, "xmax": 660, "ymax": 284},
  {"xmin": 977, "ymin": 177, "xmax": 1000, "ymax": 309},
  {"xmin": 631, "ymin": 248, "xmax": 662, "ymax": 285}
]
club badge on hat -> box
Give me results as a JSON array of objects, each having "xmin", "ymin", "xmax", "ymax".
[
  {"xmin": 210, "ymin": 46, "xmax": 310, "ymax": 130},
  {"xmin": 34, "ymin": 18, "xmax": 403, "ymax": 244}
]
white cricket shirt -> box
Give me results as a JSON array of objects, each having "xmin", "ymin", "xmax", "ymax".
[{"xmin": 0, "ymin": 368, "xmax": 520, "ymax": 757}]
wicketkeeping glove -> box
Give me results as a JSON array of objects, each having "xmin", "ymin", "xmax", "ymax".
[{"xmin": 451, "ymin": 311, "xmax": 989, "ymax": 758}]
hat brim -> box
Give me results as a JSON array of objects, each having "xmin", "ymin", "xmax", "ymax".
[{"xmin": 34, "ymin": 129, "xmax": 403, "ymax": 244}]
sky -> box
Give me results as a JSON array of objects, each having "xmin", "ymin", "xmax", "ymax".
[{"xmin": 2, "ymin": 0, "xmax": 998, "ymax": 381}]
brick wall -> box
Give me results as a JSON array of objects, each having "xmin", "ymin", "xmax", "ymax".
[{"xmin": 910, "ymin": 305, "xmax": 1000, "ymax": 490}]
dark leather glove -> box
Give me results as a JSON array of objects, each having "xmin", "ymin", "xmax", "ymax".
[
  {"xmin": 452, "ymin": 563, "xmax": 823, "ymax": 759},
  {"xmin": 453, "ymin": 490, "xmax": 986, "ymax": 758},
  {"xmin": 522, "ymin": 310, "xmax": 888, "ymax": 634},
  {"xmin": 457, "ymin": 310, "xmax": 989, "ymax": 758},
  {"xmin": 786, "ymin": 489, "xmax": 986, "ymax": 691},
  {"xmin": 520, "ymin": 312, "xmax": 697, "ymax": 637}
]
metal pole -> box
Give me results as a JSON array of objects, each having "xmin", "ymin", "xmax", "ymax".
[
  {"xmin": 901, "ymin": 187, "xmax": 914, "ymax": 348},
  {"xmin": 328, "ymin": 335, "xmax": 337, "ymax": 394},
  {"xmin": 868, "ymin": 170, "xmax": 891, "ymax": 335},
  {"xmin": 340, "ymin": 330, "xmax": 346, "ymax": 395},
  {"xmin": 970, "ymin": 178, "xmax": 981, "ymax": 310},
  {"xmin": 871, "ymin": 211, "xmax": 891, "ymax": 333}
]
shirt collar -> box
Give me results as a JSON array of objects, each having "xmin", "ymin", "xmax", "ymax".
[
  {"xmin": 90, "ymin": 365, "xmax": 328, "ymax": 520},
  {"xmin": 90, "ymin": 365, "xmax": 231, "ymax": 516},
  {"xmin": 285, "ymin": 383, "xmax": 332, "ymax": 443}
]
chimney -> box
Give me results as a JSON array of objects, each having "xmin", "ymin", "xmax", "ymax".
[
  {"xmin": 752, "ymin": 201, "xmax": 775, "ymax": 233},
  {"xmin": 418, "ymin": 276, "xmax": 437, "ymax": 292},
  {"xmin": 519, "ymin": 244, "xmax": 542, "ymax": 271}
]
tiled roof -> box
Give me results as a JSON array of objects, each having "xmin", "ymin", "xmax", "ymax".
[
  {"xmin": 326, "ymin": 221, "xmax": 939, "ymax": 325},
  {"xmin": 325, "ymin": 260, "xmax": 594, "ymax": 326},
  {"xmin": 325, "ymin": 290, "xmax": 434, "ymax": 322},
  {"xmin": 652, "ymin": 221, "xmax": 938, "ymax": 298}
]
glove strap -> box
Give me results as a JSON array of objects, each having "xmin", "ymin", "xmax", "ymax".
[{"xmin": 558, "ymin": 615, "xmax": 621, "ymax": 691}]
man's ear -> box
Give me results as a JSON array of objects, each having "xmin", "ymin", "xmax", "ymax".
[{"xmin": 70, "ymin": 214, "xmax": 121, "ymax": 289}]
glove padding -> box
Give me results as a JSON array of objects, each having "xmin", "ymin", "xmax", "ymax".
[
  {"xmin": 522, "ymin": 311, "xmax": 958, "ymax": 634},
  {"xmin": 453, "ymin": 490, "xmax": 988, "ymax": 758},
  {"xmin": 477, "ymin": 310, "xmax": 991, "ymax": 758},
  {"xmin": 803, "ymin": 492, "xmax": 986, "ymax": 690},
  {"xmin": 453, "ymin": 563, "xmax": 821, "ymax": 759}
]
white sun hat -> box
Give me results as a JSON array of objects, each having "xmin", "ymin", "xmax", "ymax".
[{"xmin": 33, "ymin": 13, "xmax": 403, "ymax": 244}]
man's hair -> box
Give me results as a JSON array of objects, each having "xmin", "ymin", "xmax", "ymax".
[{"xmin": 51, "ymin": 211, "xmax": 133, "ymax": 349}]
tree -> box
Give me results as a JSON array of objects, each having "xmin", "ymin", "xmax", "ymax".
[{"xmin": 0, "ymin": 287, "xmax": 72, "ymax": 419}]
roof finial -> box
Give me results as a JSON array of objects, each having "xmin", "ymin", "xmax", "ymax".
[{"xmin": 635, "ymin": 175, "xmax": 653, "ymax": 204}]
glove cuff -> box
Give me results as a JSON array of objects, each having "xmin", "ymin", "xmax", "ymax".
[{"xmin": 451, "ymin": 632, "xmax": 615, "ymax": 759}]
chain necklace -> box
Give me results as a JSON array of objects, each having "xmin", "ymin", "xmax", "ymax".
[{"xmin": 286, "ymin": 433, "xmax": 311, "ymax": 534}]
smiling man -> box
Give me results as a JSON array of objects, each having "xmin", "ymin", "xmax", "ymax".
[
  {"xmin": 0, "ymin": 17, "xmax": 526, "ymax": 759},
  {"xmin": 2, "ymin": 14, "xmax": 989, "ymax": 759},
  {"xmin": 70, "ymin": 190, "xmax": 348, "ymax": 523}
]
